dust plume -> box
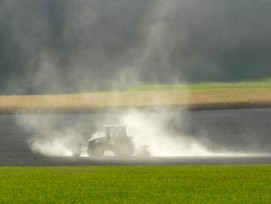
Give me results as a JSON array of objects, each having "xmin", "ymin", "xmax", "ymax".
[
  {"xmin": 120, "ymin": 110, "xmax": 212, "ymax": 156},
  {"xmin": 16, "ymin": 110, "xmax": 214, "ymax": 157},
  {"xmin": 15, "ymin": 109, "xmax": 263, "ymax": 157},
  {"xmin": 15, "ymin": 114, "xmax": 86, "ymax": 157}
]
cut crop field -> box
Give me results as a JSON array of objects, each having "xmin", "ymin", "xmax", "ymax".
[
  {"xmin": 0, "ymin": 165, "xmax": 270, "ymax": 203},
  {"xmin": 0, "ymin": 79, "xmax": 271, "ymax": 113}
]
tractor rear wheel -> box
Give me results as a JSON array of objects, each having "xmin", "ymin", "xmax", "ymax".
[{"xmin": 113, "ymin": 140, "xmax": 134, "ymax": 157}]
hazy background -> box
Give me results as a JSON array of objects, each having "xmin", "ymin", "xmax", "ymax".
[{"xmin": 1, "ymin": 0, "xmax": 271, "ymax": 94}]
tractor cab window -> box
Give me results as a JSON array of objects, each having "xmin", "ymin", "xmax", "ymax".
[{"xmin": 106, "ymin": 126, "xmax": 126, "ymax": 143}]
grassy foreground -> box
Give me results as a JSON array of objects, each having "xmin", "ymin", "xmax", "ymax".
[
  {"xmin": 0, "ymin": 80, "xmax": 271, "ymax": 112},
  {"xmin": 1, "ymin": 165, "xmax": 271, "ymax": 203}
]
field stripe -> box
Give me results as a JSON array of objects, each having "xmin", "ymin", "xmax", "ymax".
[{"xmin": 0, "ymin": 86, "xmax": 271, "ymax": 113}]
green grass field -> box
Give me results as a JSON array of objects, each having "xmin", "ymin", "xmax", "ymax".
[
  {"xmin": 123, "ymin": 79, "xmax": 271, "ymax": 91},
  {"xmin": 1, "ymin": 165, "xmax": 270, "ymax": 203}
]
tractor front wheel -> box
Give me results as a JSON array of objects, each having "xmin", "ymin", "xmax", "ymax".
[
  {"xmin": 89, "ymin": 142, "xmax": 105, "ymax": 157},
  {"xmin": 71, "ymin": 144, "xmax": 81, "ymax": 158}
]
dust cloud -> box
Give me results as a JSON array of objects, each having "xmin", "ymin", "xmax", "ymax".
[
  {"xmin": 15, "ymin": 114, "xmax": 84, "ymax": 157},
  {"xmin": 15, "ymin": 109, "xmax": 259, "ymax": 157},
  {"xmin": 15, "ymin": 111, "xmax": 212, "ymax": 157},
  {"xmin": 121, "ymin": 110, "xmax": 212, "ymax": 156}
]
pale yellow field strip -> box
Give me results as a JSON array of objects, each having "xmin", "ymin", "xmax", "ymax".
[{"xmin": 0, "ymin": 88, "xmax": 270, "ymax": 112}]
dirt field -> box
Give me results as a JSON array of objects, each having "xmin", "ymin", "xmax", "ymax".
[{"xmin": 1, "ymin": 109, "xmax": 271, "ymax": 166}]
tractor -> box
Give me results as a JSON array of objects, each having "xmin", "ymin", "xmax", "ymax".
[{"xmin": 71, "ymin": 125, "xmax": 135, "ymax": 157}]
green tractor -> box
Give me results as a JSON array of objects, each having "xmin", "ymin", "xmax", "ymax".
[{"xmin": 72, "ymin": 125, "xmax": 135, "ymax": 157}]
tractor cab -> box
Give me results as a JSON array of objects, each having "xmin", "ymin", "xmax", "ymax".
[{"xmin": 105, "ymin": 125, "xmax": 127, "ymax": 144}]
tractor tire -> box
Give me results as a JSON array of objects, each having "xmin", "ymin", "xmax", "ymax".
[
  {"xmin": 113, "ymin": 140, "xmax": 135, "ymax": 157},
  {"xmin": 71, "ymin": 148, "xmax": 81, "ymax": 158},
  {"xmin": 89, "ymin": 142, "xmax": 105, "ymax": 157}
]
